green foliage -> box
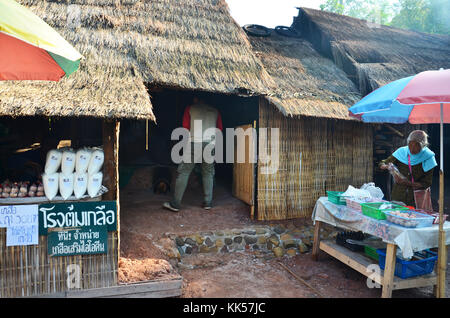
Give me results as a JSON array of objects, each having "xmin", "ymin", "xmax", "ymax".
[{"xmin": 319, "ymin": 0, "xmax": 450, "ymax": 35}]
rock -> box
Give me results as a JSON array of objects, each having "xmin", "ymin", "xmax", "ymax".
[
  {"xmin": 233, "ymin": 236, "xmax": 243, "ymax": 244},
  {"xmin": 268, "ymin": 235, "xmax": 280, "ymax": 246},
  {"xmin": 298, "ymin": 242, "xmax": 309, "ymax": 254},
  {"xmin": 266, "ymin": 241, "xmax": 273, "ymax": 250},
  {"xmin": 224, "ymin": 238, "xmax": 233, "ymax": 245},
  {"xmin": 215, "ymin": 239, "xmax": 224, "ymax": 248},
  {"xmin": 177, "ymin": 246, "xmax": 184, "ymax": 256},
  {"xmin": 283, "ymin": 240, "xmax": 297, "ymax": 249},
  {"xmin": 252, "ymin": 244, "xmax": 260, "ymax": 250},
  {"xmin": 258, "ymin": 236, "xmax": 267, "ymax": 244},
  {"xmin": 215, "ymin": 231, "xmax": 224, "ymax": 236},
  {"xmin": 243, "ymin": 230, "xmax": 256, "ymax": 235},
  {"xmin": 205, "ymin": 237, "xmax": 214, "ymax": 247},
  {"xmin": 185, "ymin": 246, "xmax": 193, "ymax": 254},
  {"xmin": 280, "ymin": 233, "xmax": 293, "ymax": 241},
  {"xmin": 273, "ymin": 247, "xmax": 284, "ymax": 258},
  {"xmin": 244, "ymin": 236, "xmax": 257, "ymax": 245},
  {"xmin": 302, "ymin": 236, "xmax": 312, "ymax": 246},
  {"xmin": 209, "ymin": 247, "xmax": 219, "ymax": 254},
  {"xmin": 286, "ymin": 249, "xmax": 297, "ymax": 257},
  {"xmin": 175, "ymin": 237, "xmax": 185, "ymax": 247},
  {"xmin": 185, "ymin": 238, "xmax": 197, "ymax": 246},
  {"xmin": 195, "ymin": 235, "xmax": 204, "ymax": 245},
  {"xmin": 255, "ymin": 228, "xmax": 267, "ymax": 235},
  {"xmin": 273, "ymin": 225, "xmax": 286, "ymax": 234},
  {"xmin": 199, "ymin": 245, "xmax": 210, "ymax": 253},
  {"xmin": 220, "ymin": 246, "xmax": 229, "ymax": 253}
]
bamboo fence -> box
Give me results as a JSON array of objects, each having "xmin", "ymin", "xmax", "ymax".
[
  {"xmin": 0, "ymin": 229, "xmax": 118, "ymax": 297},
  {"xmin": 257, "ymin": 100, "xmax": 373, "ymax": 220}
]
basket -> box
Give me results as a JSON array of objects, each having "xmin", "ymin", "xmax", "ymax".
[
  {"xmin": 377, "ymin": 249, "xmax": 437, "ymax": 279},
  {"xmin": 360, "ymin": 202, "xmax": 409, "ymax": 220},
  {"xmin": 384, "ymin": 210, "xmax": 434, "ymax": 228},
  {"xmin": 345, "ymin": 197, "xmax": 383, "ymax": 212},
  {"xmin": 364, "ymin": 245, "xmax": 380, "ymax": 261},
  {"xmin": 327, "ymin": 191, "xmax": 346, "ymax": 205},
  {"xmin": 414, "ymin": 209, "xmax": 448, "ymax": 225}
]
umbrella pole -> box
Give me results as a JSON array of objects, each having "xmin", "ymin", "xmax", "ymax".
[{"xmin": 437, "ymin": 102, "xmax": 446, "ymax": 298}]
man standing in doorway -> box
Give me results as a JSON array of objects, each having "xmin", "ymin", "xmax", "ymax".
[{"xmin": 163, "ymin": 97, "xmax": 223, "ymax": 212}]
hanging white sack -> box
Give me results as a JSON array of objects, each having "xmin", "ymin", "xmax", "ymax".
[
  {"xmin": 88, "ymin": 148, "xmax": 104, "ymax": 175},
  {"xmin": 61, "ymin": 149, "xmax": 76, "ymax": 175},
  {"xmin": 42, "ymin": 172, "xmax": 59, "ymax": 200},
  {"xmin": 74, "ymin": 172, "xmax": 88, "ymax": 199},
  {"xmin": 44, "ymin": 149, "xmax": 62, "ymax": 174},
  {"xmin": 76, "ymin": 148, "xmax": 92, "ymax": 173},
  {"xmin": 59, "ymin": 173, "xmax": 74, "ymax": 200},
  {"xmin": 88, "ymin": 172, "xmax": 103, "ymax": 198}
]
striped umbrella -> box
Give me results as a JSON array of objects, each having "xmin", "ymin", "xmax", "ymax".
[
  {"xmin": 0, "ymin": 0, "xmax": 82, "ymax": 81},
  {"xmin": 349, "ymin": 68, "xmax": 450, "ymax": 298}
]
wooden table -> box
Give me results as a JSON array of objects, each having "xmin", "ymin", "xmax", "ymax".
[{"xmin": 312, "ymin": 220, "xmax": 437, "ymax": 298}]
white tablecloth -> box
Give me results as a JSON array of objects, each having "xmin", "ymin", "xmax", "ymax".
[{"xmin": 312, "ymin": 197, "xmax": 450, "ymax": 259}]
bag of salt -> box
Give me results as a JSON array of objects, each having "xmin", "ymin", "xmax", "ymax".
[
  {"xmin": 88, "ymin": 148, "xmax": 104, "ymax": 174},
  {"xmin": 61, "ymin": 149, "xmax": 76, "ymax": 175},
  {"xmin": 75, "ymin": 148, "xmax": 92, "ymax": 173},
  {"xmin": 45, "ymin": 149, "xmax": 62, "ymax": 174},
  {"xmin": 59, "ymin": 173, "xmax": 74, "ymax": 200},
  {"xmin": 42, "ymin": 172, "xmax": 59, "ymax": 200},
  {"xmin": 74, "ymin": 172, "xmax": 88, "ymax": 199},
  {"xmin": 87, "ymin": 172, "xmax": 103, "ymax": 198}
]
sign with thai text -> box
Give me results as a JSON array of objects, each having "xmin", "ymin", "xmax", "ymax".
[
  {"xmin": 47, "ymin": 225, "xmax": 108, "ymax": 257},
  {"xmin": 39, "ymin": 201, "xmax": 117, "ymax": 235},
  {"xmin": 0, "ymin": 205, "xmax": 39, "ymax": 246}
]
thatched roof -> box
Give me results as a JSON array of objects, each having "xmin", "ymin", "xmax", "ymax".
[
  {"xmin": 1, "ymin": 0, "xmax": 274, "ymax": 119},
  {"xmin": 248, "ymin": 31, "xmax": 361, "ymax": 119},
  {"xmin": 293, "ymin": 7, "xmax": 450, "ymax": 95}
]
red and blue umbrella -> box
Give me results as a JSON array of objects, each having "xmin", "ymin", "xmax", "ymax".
[{"xmin": 349, "ymin": 68, "xmax": 449, "ymax": 298}]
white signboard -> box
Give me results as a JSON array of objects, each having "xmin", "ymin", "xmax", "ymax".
[{"xmin": 0, "ymin": 205, "xmax": 39, "ymax": 246}]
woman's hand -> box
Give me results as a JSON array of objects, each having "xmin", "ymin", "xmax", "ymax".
[{"xmin": 380, "ymin": 164, "xmax": 389, "ymax": 170}]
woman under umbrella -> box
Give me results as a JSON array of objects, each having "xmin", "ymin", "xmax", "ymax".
[{"xmin": 379, "ymin": 130, "xmax": 437, "ymax": 207}]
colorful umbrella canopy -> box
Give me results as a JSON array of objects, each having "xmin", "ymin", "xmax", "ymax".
[
  {"xmin": 349, "ymin": 68, "xmax": 449, "ymax": 298},
  {"xmin": 0, "ymin": 0, "xmax": 82, "ymax": 81}
]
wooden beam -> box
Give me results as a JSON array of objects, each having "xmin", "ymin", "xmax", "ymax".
[
  {"xmin": 381, "ymin": 243, "xmax": 396, "ymax": 298},
  {"xmin": 312, "ymin": 221, "xmax": 322, "ymax": 261}
]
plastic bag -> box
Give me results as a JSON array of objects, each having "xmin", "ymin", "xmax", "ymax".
[
  {"xmin": 74, "ymin": 172, "xmax": 88, "ymax": 199},
  {"xmin": 87, "ymin": 172, "xmax": 103, "ymax": 198},
  {"xmin": 414, "ymin": 187, "xmax": 433, "ymax": 211},
  {"xmin": 387, "ymin": 163, "xmax": 408, "ymax": 183},
  {"xmin": 61, "ymin": 149, "xmax": 76, "ymax": 175},
  {"xmin": 341, "ymin": 185, "xmax": 372, "ymax": 200},
  {"xmin": 44, "ymin": 149, "xmax": 62, "ymax": 174},
  {"xmin": 360, "ymin": 182, "xmax": 384, "ymax": 200},
  {"xmin": 42, "ymin": 172, "xmax": 59, "ymax": 200},
  {"xmin": 59, "ymin": 173, "xmax": 74, "ymax": 200},
  {"xmin": 76, "ymin": 148, "xmax": 92, "ymax": 173},
  {"xmin": 88, "ymin": 148, "xmax": 104, "ymax": 175}
]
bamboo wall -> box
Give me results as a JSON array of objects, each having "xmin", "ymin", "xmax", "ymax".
[
  {"xmin": 0, "ymin": 230, "xmax": 118, "ymax": 297},
  {"xmin": 257, "ymin": 99, "xmax": 373, "ymax": 220}
]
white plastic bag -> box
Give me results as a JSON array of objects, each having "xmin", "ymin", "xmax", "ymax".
[
  {"xmin": 88, "ymin": 148, "xmax": 104, "ymax": 175},
  {"xmin": 75, "ymin": 148, "xmax": 92, "ymax": 173},
  {"xmin": 342, "ymin": 185, "xmax": 372, "ymax": 200},
  {"xmin": 74, "ymin": 172, "xmax": 88, "ymax": 199},
  {"xmin": 87, "ymin": 172, "xmax": 103, "ymax": 198},
  {"xmin": 59, "ymin": 173, "xmax": 74, "ymax": 200},
  {"xmin": 44, "ymin": 149, "xmax": 62, "ymax": 174},
  {"xmin": 61, "ymin": 149, "xmax": 76, "ymax": 175},
  {"xmin": 42, "ymin": 172, "xmax": 59, "ymax": 200},
  {"xmin": 361, "ymin": 182, "xmax": 384, "ymax": 200}
]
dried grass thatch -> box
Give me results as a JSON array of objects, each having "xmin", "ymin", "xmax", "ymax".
[
  {"xmin": 1, "ymin": 0, "xmax": 274, "ymax": 119},
  {"xmin": 248, "ymin": 31, "xmax": 361, "ymax": 119},
  {"xmin": 293, "ymin": 7, "xmax": 450, "ymax": 95}
]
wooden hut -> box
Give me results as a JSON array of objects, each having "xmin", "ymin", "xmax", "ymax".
[
  {"xmin": 247, "ymin": 31, "xmax": 373, "ymax": 220},
  {"xmin": 292, "ymin": 7, "xmax": 450, "ymax": 201},
  {"xmin": 0, "ymin": 0, "xmax": 156, "ymax": 297}
]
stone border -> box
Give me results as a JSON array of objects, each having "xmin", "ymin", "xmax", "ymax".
[{"xmin": 156, "ymin": 223, "xmax": 338, "ymax": 263}]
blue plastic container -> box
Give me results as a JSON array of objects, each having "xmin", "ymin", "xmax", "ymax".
[{"xmin": 376, "ymin": 249, "xmax": 437, "ymax": 279}]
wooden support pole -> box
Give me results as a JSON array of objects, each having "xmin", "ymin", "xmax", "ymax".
[
  {"xmin": 381, "ymin": 243, "xmax": 397, "ymax": 298},
  {"xmin": 102, "ymin": 120, "xmax": 120, "ymax": 275},
  {"xmin": 312, "ymin": 221, "xmax": 321, "ymax": 261}
]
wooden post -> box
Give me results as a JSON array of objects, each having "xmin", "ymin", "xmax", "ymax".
[
  {"xmin": 312, "ymin": 221, "xmax": 321, "ymax": 261},
  {"xmin": 102, "ymin": 120, "xmax": 120, "ymax": 268},
  {"xmin": 381, "ymin": 243, "xmax": 397, "ymax": 298}
]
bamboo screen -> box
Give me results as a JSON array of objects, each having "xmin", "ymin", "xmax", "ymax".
[
  {"xmin": 257, "ymin": 100, "xmax": 373, "ymax": 220},
  {"xmin": 0, "ymin": 230, "xmax": 118, "ymax": 297}
]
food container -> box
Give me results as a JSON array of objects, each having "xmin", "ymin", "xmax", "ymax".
[
  {"xmin": 414, "ymin": 209, "xmax": 448, "ymax": 225},
  {"xmin": 326, "ymin": 191, "xmax": 346, "ymax": 205},
  {"xmin": 345, "ymin": 197, "xmax": 383, "ymax": 212},
  {"xmin": 384, "ymin": 210, "xmax": 434, "ymax": 228},
  {"xmin": 360, "ymin": 202, "xmax": 409, "ymax": 220},
  {"xmin": 377, "ymin": 249, "xmax": 437, "ymax": 279}
]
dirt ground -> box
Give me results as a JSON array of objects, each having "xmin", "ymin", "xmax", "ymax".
[{"xmin": 118, "ymin": 177, "xmax": 449, "ymax": 298}]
